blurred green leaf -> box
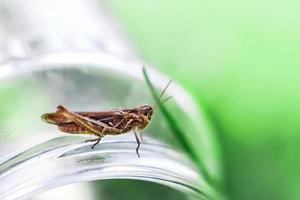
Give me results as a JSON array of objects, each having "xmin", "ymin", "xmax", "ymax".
[{"xmin": 108, "ymin": 1, "xmax": 300, "ymax": 200}]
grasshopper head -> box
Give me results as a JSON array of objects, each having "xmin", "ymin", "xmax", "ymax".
[{"xmin": 138, "ymin": 104, "xmax": 154, "ymax": 122}]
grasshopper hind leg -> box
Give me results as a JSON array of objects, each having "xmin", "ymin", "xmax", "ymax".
[
  {"xmin": 85, "ymin": 136, "xmax": 102, "ymax": 149},
  {"xmin": 134, "ymin": 128, "xmax": 142, "ymax": 157}
]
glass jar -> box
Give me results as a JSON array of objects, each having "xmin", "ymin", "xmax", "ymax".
[{"xmin": 0, "ymin": 0, "xmax": 223, "ymax": 199}]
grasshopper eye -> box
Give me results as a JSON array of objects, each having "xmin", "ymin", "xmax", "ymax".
[{"xmin": 142, "ymin": 106, "xmax": 153, "ymax": 116}]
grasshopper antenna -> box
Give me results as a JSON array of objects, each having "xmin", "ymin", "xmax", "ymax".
[
  {"xmin": 153, "ymin": 80, "xmax": 172, "ymax": 109},
  {"xmin": 142, "ymin": 66, "xmax": 172, "ymax": 109},
  {"xmin": 157, "ymin": 80, "xmax": 172, "ymax": 102},
  {"xmin": 153, "ymin": 95, "xmax": 173, "ymax": 110}
]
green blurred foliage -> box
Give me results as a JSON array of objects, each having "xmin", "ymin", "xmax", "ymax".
[
  {"xmin": 107, "ymin": 1, "xmax": 300, "ymax": 200},
  {"xmin": 0, "ymin": 79, "xmax": 48, "ymax": 139}
]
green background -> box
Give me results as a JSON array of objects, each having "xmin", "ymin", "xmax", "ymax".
[{"xmin": 107, "ymin": 1, "xmax": 300, "ymax": 200}]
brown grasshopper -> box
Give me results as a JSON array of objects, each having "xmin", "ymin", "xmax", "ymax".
[{"xmin": 41, "ymin": 80, "xmax": 171, "ymax": 157}]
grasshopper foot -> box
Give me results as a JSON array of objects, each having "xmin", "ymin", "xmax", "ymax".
[{"xmin": 85, "ymin": 137, "xmax": 102, "ymax": 149}]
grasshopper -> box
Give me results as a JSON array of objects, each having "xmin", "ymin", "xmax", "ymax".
[{"xmin": 41, "ymin": 80, "xmax": 171, "ymax": 157}]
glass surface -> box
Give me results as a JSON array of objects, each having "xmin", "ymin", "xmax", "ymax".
[
  {"xmin": 0, "ymin": 55, "xmax": 221, "ymax": 200},
  {"xmin": 0, "ymin": 0, "xmax": 222, "ymax": 199}
]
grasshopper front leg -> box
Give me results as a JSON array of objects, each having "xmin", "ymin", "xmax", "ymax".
[{"xmin": 133, "ymin": 128, "xmax": 142, "ymax": 157}]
